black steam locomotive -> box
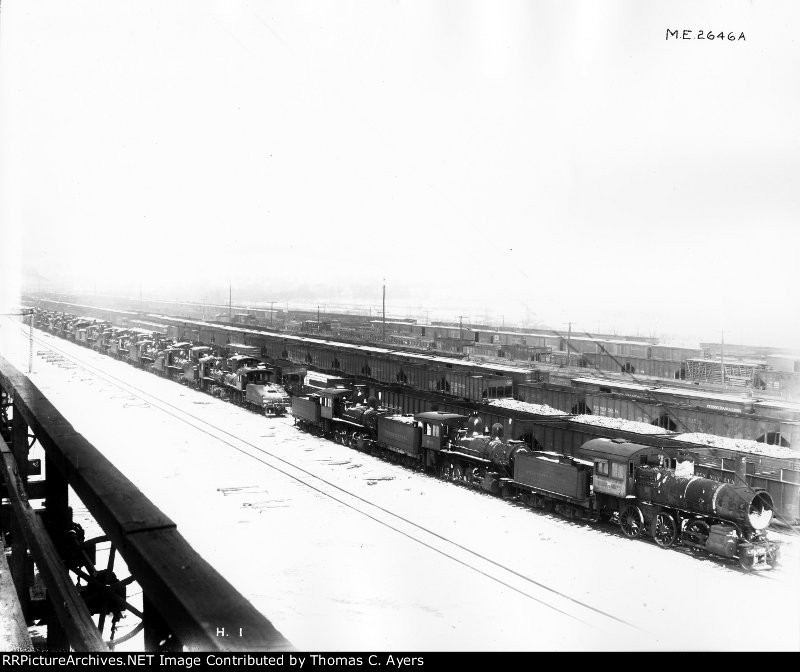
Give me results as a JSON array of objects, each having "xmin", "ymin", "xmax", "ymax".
[{"xmin": 292, "ymin": 387, "xmax": 780, "ymax": 570}]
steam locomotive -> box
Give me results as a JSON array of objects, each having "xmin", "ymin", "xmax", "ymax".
[
  {"xmin": 292, "ymin": 387, "xmax": 780, "ymax": 570},
  {"xmin": 37, "ymin": 311, "xmax": 293, "ymax": 415}
]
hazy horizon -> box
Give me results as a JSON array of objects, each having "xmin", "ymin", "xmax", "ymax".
[
  {"xmin": 2, "ymin": 1, "xmax": 799, "ymax": 350},
  {"xmin": 21, "ymin": 283, "xmax": 794, "ymax": 352}
]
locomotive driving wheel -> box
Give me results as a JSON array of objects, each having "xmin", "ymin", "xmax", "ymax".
[
  {"xmin": 652, "ymin": 512, "xmax": 677, "ymax": 548},
  {"xmin": 619, "ymin": 505, "xmax": 644, "ymax": 538},
  {"xmin": 683, "ymin": 519, "xmax": 710, "ymax": 546}
]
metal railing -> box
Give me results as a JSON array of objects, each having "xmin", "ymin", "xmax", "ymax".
[{"xmin": 0, "ymin": 354, "xmax": 292, "ymax": 651}]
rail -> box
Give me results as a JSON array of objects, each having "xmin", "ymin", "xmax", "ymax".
[{"xmin": 0, "ymin": 354, "xmax": 291, "ymax": 651}]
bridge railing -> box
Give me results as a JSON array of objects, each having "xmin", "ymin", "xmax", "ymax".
[{"xmin": 0, "ymin": 354, "xmax": 291, "ymax": 651}]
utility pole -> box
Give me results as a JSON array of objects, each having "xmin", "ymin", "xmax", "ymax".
[
  {"xmin": 270, "ymin": 301, "xmax": 274, "ymax": 328},
  {"xmin": 459, "ymin": 315, "xmax": 463, "ymax": 341},
  {"xmin": 28, "ymin": 311, "xmax": 33, "ymax": 374},
  {"xmin": 317, "ymin": 305, "xmax": 320, "ymax": 332},
  {"xmin": 229, "ymin": 282, "xmax": 232, "ymax": 319},
  {"xmin": 720, "ymin": 329, "xmax": 726, "ymax": 387},
  {"xmin": 382, "ymin": 278, "xmax": 386, "ymax": 342},
  {"xmin": 566, "ymin": 321, "xmax": 572, "ymax": 367}
]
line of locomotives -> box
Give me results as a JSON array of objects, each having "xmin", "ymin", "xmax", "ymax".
[
  {"xmin": 35, "ymin": 310, "xmax": 781, "ymax": 570},
  {"xmin": 37, "ymin": 312, "xmax": 295, "ymax": 415},
  {"xmin": 292, "ymin": 385, "xmax": 781, "ymax": 570}
]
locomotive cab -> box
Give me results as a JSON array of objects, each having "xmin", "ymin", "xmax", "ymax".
[
  {"xmin": 578, "ymin": 438, "xmax": 671, "ymax": 500},
  {"xmin": 413, "ymin": 412, "xmax": 468, "ymax": 451},
  {"xmin": 319, "ymin": 388, "xmax": 353, "ymax": 420},
  {"xmin": 227, "ymin": 354, "xmax": 262, "ymax": 372}
]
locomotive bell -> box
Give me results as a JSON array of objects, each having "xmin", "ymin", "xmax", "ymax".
[{"xmin": 491, "ymin": 423, "xmax": 504, "ymax": 439}]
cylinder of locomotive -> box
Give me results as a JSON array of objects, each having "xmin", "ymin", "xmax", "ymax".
[{"xmin": 641, "ymin": 470, "xmax": 774, "ymax": 530}]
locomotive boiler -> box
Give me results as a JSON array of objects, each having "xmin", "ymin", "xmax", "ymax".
[
  {"xmin": 633, "ymin": 467, "xmax": 777, "ymax": 569},
  {"xmin": 635, "ymin": 469, "xmax": 774, "ymax": 531},
  {"xmin": 446, "ymin": 417, "xmax": 530, "ymax": 492}
]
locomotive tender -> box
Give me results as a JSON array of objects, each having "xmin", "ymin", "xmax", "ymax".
[{"xmin": 292, "ymin": 388, "xmax": 780, "ymax": 570}]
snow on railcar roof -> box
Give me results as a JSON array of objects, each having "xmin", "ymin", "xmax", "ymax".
[
  {"xmin": 526, "ymin": 450, "xmax": 594, "ymax": 467},
  {"xmin": 571, "ymin": 415, "xmax": 670, "ymax": 435},
  {"xmin": 573, "ymin": 376, "xmax": 772, "ymax": 406},
  {"xmin": 674, "ymin": 432, "xmax": 800, "ymax": 460},
  {"xmin": 382, "ymin": 414, "xmax": 417, "ymax": 425},
  {"xmin": 487, "ymin": 398, "xmax": 565, "ymax": 416},
  {"xmin": 568, "ymin": 336, "xmax": 654, "ymax": 347},
  {"xmin": 649, "ymin": 386, "xmax": 760, "ymax": 404},
  {"xmin": 753, "ymin": 399, "xmax": 800, "ymax": 412},
  {"xmin": 572, "ymin": 377, "xmax": 647, "ymax": 391}
]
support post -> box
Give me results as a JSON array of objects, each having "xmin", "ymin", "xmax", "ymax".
[
  {"xmin": 44, "ymin": 452, "xmax": 70, "ymax": 650},
  {"xmin": 9, "ymin": 407, "xmax": 30, "ymax": 616}
]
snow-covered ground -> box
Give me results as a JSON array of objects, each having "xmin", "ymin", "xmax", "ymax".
[{"xmin": 1, "ymin": 320, "xmax": 799, "ymax": 651}]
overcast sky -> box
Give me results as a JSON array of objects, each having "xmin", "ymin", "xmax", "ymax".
[{"xmin": 1, "ymin": 1, "xmax": 798, "ymax": 346}]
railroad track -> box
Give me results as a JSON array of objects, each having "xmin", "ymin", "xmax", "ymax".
[{"xmin": 17, "ymin": 324, "xmax": 650, "ymax": 641}]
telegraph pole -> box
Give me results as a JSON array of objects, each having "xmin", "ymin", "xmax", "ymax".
[
  {"xmin": 720, "ymin": 329, "xmax": 726, "ymax": 387},
  {"xmin": 270, "ymin": 301, "xmax": 274, "ymax": 328},
  {"xmin": 229, "ymin": 283, "xmax": 232, "ymax": 319},
  {"xmin": 382, "ymin": 279, "xmax": 386, "ymax": 342},
  {"xmin": 566, "ymin": 321, "xmax": 572, "ymax": 367},
  {"xmin": 28, "ymin": 311, "xmax": 33, "ymax": 373}
]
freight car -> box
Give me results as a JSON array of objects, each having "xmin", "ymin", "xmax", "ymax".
[{"xmin": 292, "ymin": 388, "xmax": 780, "ymax": 570}]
